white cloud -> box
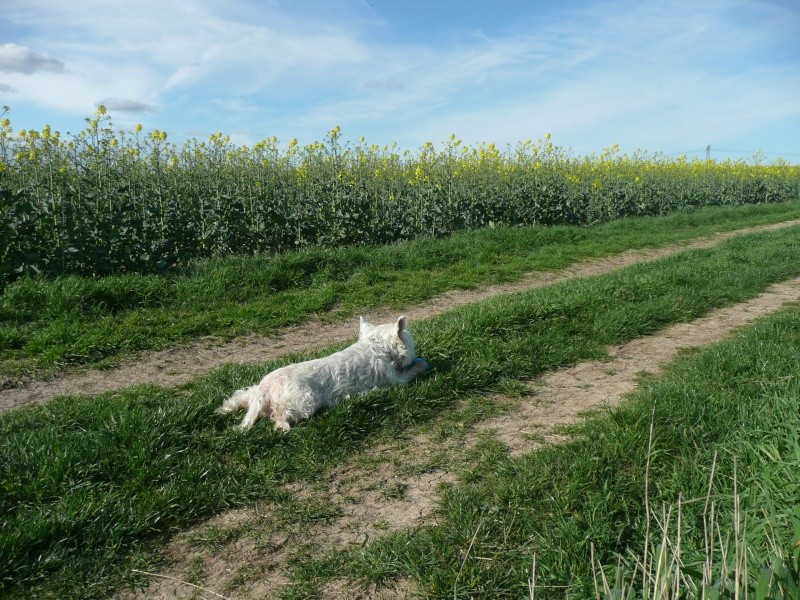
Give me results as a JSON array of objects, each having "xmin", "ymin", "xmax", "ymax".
[
  {"xmin": 0, "ymin": 43, "xmax": 65, "ymax": 74},
  {"xmin": 0, "ymin": 82, "xmax": 18, "ymax": 93},
  {"xmin": 1, "ymin": 60, "xmax": 156, "ymax": 115},
  {"xmin": 1, "ymin": 0, "xmax": 376, "ymax": 115}
]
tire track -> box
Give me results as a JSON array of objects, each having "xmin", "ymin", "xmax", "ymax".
[{"xmin": 3, "ymin": 218, "xmax": 799, "ymax": 412}]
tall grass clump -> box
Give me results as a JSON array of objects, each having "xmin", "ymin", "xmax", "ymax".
[
  {"xmin": 589, "ymin": 434, "xmax": 800, "ymax": 599},
  {"xmin": 2, "ymin": 106, "xmax": 799, "ymax": 283}
]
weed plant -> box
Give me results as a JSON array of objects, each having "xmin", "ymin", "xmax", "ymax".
[
  {"xmin": 1, "ymin": 226, "xmax": 800, "ymax": 598},
  {"xmin": 3, "ymin": 201, "xmax": 800, "ymax": 378},
  {"xmin": 2, "ymin": 107, "xmax": 799, "ymax": 281}
]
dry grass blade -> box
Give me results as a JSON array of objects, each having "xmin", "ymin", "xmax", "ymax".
[
  {"xmin": 453, "ymin": 518, "xmax": 484, "ymax": 600},
  {"xmin": 131, "ymin": 569, "xmax": 237, "ymax": 600}
]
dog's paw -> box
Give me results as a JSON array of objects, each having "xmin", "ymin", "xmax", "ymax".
[{"xmin": 273, "ymin": 420, "xmax": 291, "ymax": 433}]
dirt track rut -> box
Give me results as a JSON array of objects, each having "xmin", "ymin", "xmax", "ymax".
[{"xmin": 3, "ymin": 218, "xmax": 800, "ymax": 413}]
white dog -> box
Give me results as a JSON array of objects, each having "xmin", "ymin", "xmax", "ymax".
[{"xmin": 218, "ymin": 316, "xmax": 430, "ymax": 432}]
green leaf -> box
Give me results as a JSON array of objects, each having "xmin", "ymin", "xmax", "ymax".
[{"xmin": 755, "ymin": 565, "xmax": 773, "ymax": 600}]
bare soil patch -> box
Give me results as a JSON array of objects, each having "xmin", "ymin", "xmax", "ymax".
[
  {"xmin": 3, "ymin": 219, "xmax": 799, "ymax": 413},
  {"xmin": 118, "ymin": 277, "xmax": 800, "ymax": 599}
]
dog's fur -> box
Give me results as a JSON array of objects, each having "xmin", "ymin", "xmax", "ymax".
[{"xmin": 217, "ymin": 316, "xmax": 427, "ymax": 432}]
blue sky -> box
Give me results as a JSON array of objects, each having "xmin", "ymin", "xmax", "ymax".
[{"xmin": 1, "ymin": 0, "xmax": 799, "ymax": 160}]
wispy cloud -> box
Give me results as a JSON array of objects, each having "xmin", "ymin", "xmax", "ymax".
[
  {"xmin": 1, "ymin": 0, "xmax": 798, "ymax": 156},
  {"xmin": 372, "ymin": 0, "xmax": 800, "ymax": 152},
  {"xmin": 362, "ymin": 79, "xmax": 405, "ymax": 91}
]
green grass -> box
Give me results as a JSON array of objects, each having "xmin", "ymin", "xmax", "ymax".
[
  {"xmin": 2, "ymin": 200, "xmax": 800, "ymax": 380},
  {"xmin": 1, "ymin": 224, "xmax": 800, "ymax": 598},
  {"xmin": 309, "ymin": 307, "xmax": 800, "ymax": 599}
]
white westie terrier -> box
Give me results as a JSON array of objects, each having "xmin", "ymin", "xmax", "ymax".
[{"xmin": 218, "ymin": 316, "xmax": 430, "ymax": 432}]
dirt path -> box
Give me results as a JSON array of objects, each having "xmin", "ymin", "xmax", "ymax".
[
  {"xmin": 3, "ymin": 218, "xmax": 800, "ymax": 413},
  {"xmin": 120, "ymin": 276, "xmax": 800, "ymax": 600}
]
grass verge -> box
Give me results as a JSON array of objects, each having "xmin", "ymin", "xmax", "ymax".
[
  {"xmin": 2, "ymin": 200, "xmax": 800, "ymax": 379},
  {"xmin": 1, "ymin": 224, "xmax": 800, "ymax": 598}
]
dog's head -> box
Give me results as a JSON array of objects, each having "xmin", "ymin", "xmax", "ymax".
[{"xmin": 359, "ymin": 315, "xmax": 416, "ymax": 370}]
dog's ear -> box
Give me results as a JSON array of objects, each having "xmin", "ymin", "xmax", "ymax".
[
  {"xmin": 359, "ymin": 316, "xmax": 374, "ymax": 336},
  {"xmin": 396, "ymin": 316, "xmax": 406, "ymax": 334}
]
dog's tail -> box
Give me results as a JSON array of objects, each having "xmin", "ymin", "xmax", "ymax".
[
  {"xmin": 217, "ymin": 384, "xmax": 271, "ymax": 431},
  {"xmin": 217, "ymin": 386, "xmax": 253, "ymax": 414}
]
